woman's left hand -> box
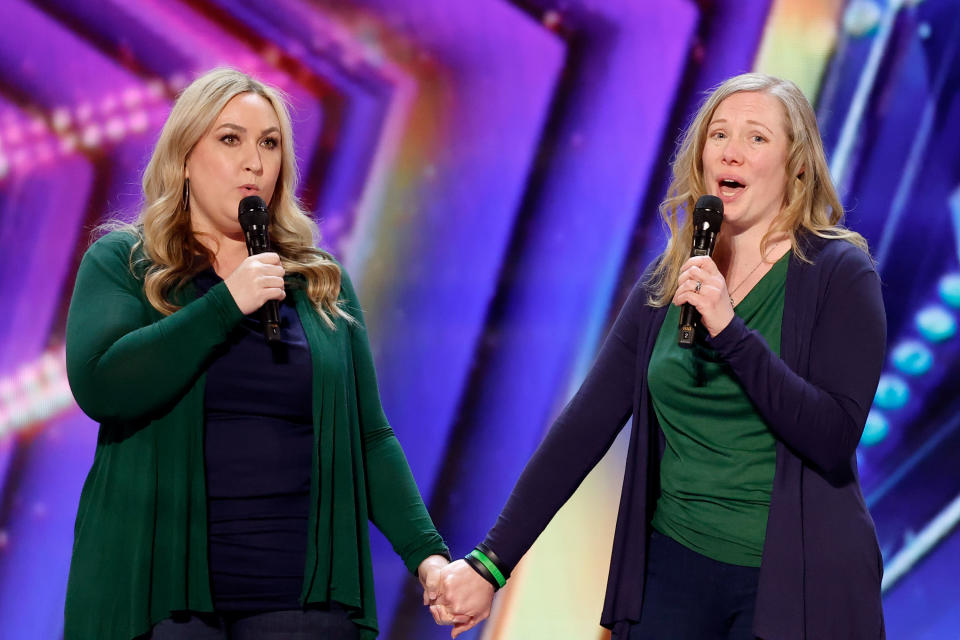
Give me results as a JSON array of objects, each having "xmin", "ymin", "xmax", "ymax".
[
  {"xmin": 418, "ymin": 555, "xmax": 451, "ymax": 605},
  {"xmin": 419, "ymin": 555, "xmax": 473, "ymax": 629},
  {"xmin": 672, "ymin": 255, "xmax": 735, "ymax": 337}
]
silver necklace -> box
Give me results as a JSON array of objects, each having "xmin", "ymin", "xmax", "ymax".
[{"xmin": 727, "ymin": 242, "xmax": 782, "ymax": 306}]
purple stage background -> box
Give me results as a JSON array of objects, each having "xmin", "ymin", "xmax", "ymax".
[{"xmin": 1, "ymin": 1, "xmax": 959, "ymax": 638}]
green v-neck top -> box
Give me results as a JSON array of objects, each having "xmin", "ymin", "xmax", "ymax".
[{"xmin": 647, "ymin": 251, "xmax": 790, "ymax": 567}]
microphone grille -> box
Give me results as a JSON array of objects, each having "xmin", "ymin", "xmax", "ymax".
[
  {"xmin": 238, "ymin": 195, "xmax": 269, "ymax": 230},
  {"xmin": 693, "ymin": 195, "xmax": 723, "ymax": 231}
]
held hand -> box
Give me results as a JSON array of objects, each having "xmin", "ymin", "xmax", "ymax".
[
  {"xmin": 420, "ymin": 556, "xmax": 472, "ymax": 628},
  {"xmin": 434, "ymin": 559, "xmax": 495, "ymax": 638},
  {"xmin": 672, "ymin": 255, "xmax": 735, "ymax": 337},
  {"xmin": 223, "ymin": 252, "xmax": 285, "ymax": 315},
  {"xmin": 418, "ymin": 555, "xmax": 449, "ymax": 606}
]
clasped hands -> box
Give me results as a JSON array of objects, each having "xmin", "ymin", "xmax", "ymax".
[{"xmin": 418, "ymin": 556, "xmax": 495, "ymax": 638}]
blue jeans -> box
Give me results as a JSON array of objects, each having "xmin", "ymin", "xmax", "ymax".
[
  {"xmin": 622, "ymin": 530, "xmax": 760, "ymax": 640},
  {"xmin": 149, "ymin": 607, "xmax": 359, "ymax": 640}
]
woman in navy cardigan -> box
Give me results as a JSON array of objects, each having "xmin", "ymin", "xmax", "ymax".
[{"xmin": 432, "ymin": 73, "xmax": 886, "ymax": 639}]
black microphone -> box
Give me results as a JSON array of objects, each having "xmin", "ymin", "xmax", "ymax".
[
  {"xmin": 238, "ymin": 195, "xmax": 281, "ymax": 342},
  {"xmin": 678, "ymin": 195, "xmax": 724, "ymax": 348}
]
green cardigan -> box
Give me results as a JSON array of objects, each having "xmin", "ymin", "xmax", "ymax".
[{"xmin": 63, "ymin": 231, "xmax": 448, "ymax": 640}]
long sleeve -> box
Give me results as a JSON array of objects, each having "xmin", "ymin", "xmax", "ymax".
[
  {"xmin": 482, "ymin": 278, "xmax": 648, "ymax": 569},
  {"xmin": 65, "ymin": 232, "xmax": 245, "ymax": 424},
  {"xmin": 707, "ymin": 242, "xmax": 886, "ymax": 477},
  {"xmin": 339, "ymin": 270, "xmax": 449, "ymax": 574}
]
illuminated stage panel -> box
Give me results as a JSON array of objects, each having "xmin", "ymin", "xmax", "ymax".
[
  {"xmin": 26, "ymin": 0, "xmax": 326, "ymax": 208},
  {"xmin": 0, "ymin": 0, "xmax": 123, "ymax": 379},
  {"xmin": 754, "ymin": 0, "xmax": 844, "ymax": 98},
  {"xmin": 883, "ymin": 496, "xmax": 960, "ymax": 639},
  {"xmin": 0, "ymin": 410, "xmax": 97, "ymax": 639},
  {"xmin": 30, "ymin": 0, "xmax": 196, "ymax": 73},
  {"xmin": 0, "ymin": 0, "xmax": 145, "ymax": 107},
  {"xmin": 321, "ymin": 0, "xmax": 567, "ymax": 503},
  {"xmin": 0, "ymin": 0, "xmax": 150, "ymax": 377},
  {"xmin": 0, "ymin": 154, "xmax": 92, "ymax": 372}
]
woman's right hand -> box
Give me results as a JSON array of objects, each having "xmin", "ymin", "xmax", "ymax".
[
  {"xmin": 223, "ymin": 252, "xmax": 285, "ymax": 315},
  {"xmin": 433, "ymin": 559, "xmax": 495, "ymax": 637}
]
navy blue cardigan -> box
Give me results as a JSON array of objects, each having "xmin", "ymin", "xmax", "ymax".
[{"xmin": 483, "ymin": 236, "xmax": 886, "ymax": 639}]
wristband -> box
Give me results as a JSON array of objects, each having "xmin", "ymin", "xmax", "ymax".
[
  {"xmin": 464, "ymin": 553, "xmax": 501, "ymax": 591},
  {"xmin": 475, "ymin": 543, "xmax": 510, "ymax": 580},
  {"xmin": 468, "ymin": 549, "xmax": 507, "ymax": 589}
]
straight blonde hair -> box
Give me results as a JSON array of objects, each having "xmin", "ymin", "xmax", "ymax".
[
  {"xmin": 117, "ymin": 68, "xmax": 349, "ymax": 327},
  {"xmin": 647, "ymin": 73, "xmax": 868, "ymax": 306}
]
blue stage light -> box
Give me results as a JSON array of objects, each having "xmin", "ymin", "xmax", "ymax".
[
  {"xmin": 861, "ymin": 409, "xmax": 889, "ymax": 447},
  {"xmin": 891, "ymin": 340, "xmax": 934, "ymax": 375},
  {"xmin": 874, "ymin": 374, "xmax": 910, "ymax": 410},
  {"xmin": 939, "ymin": 273, "xmax": 960, "ymax": 308},
  {"xmin": 915, "ymin": 305, "xmax": 957, "ymax": 342}
]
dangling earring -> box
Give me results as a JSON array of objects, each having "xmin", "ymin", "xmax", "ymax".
[{"xmin": 182, "ymin": 178, "xmax": 190, "ymax": 211}]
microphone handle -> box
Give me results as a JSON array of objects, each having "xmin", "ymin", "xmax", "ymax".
[
  {"xmin": 678, "ymin": 303, "xmax": 700, "ymax": 347},
  {"xmin": 678, "ymin": 243, "xmax": 713, "ymax": 348},
  {"xmin": 243, "ymin": 225, "xmax": 282, "ymax": 342},
  {"xmin": 260, "ymin": 302, "xmax": 282, "ymax": 343}
]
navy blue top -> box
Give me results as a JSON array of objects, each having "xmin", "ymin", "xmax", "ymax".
[
  {"xmin": 482, "ymin": 237, "xmax": 886, "ymax": 639},
  {"xmin": 194, "ymin": 268, "xmax": 314, "ymax": 612}
]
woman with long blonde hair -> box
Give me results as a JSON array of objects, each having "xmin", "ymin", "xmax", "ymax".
[
  {"xmin": 64, "ymin": 68, "xmax": 450, "ymax": 640},
  {"xmin": 433, "ymin": 73, "xmax": 886, "ymax": 639}
]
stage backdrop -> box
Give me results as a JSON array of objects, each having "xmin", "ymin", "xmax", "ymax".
[{"xmin": 1, "ymin": 0, "xmax": 959, "ymax": 638}]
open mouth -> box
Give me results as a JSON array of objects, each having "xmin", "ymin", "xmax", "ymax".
[{"xmin": 719, "ymin": 178, "xmax": 745, "ymax": 196}]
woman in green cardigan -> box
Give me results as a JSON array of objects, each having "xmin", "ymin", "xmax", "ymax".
[{"xmin": 64, "ymin": 68, "xmax": 450, "ymax": 640}]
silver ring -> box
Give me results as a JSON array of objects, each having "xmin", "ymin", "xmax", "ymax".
[{"xmin": 694, "ymin": 280, "xmax": 702, "ymax": 294}]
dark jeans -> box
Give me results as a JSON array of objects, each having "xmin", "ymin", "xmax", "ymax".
[
  {"xmin": 150, "ymin": 607, "xmax": 360, "ymax": 640},
  {"xmin": 621, "ymin": 530, "xmax": 760, "ymax": 640}
]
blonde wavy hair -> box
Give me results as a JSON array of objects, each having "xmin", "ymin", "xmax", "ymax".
[
  {"xmin": 119, "ymin": 67, "xmax": 348, "ymax": 327},
  {"xmin": 647, "ymin": 72, "xmax": 868, "ymax": 306}
]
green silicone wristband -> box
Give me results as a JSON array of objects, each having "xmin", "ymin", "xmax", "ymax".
[{"xmin": 469, "ymin": 549, "xmax": 506, "ymax": 588}]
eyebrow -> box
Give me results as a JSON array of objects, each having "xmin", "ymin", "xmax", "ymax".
[
  {"xmin": 215, "ymin": 123, "xmax": 281, "ymax": 136},
  {"xmin": 708, "ymin": 118, "xmax": 775, "ymax": 136}
]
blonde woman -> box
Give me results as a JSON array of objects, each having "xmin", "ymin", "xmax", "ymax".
[
  {"xmin": 64, "ymin": 68, "xmax": 449, "ymax": 640},
  {"xmin": 434, "ymin": 73, "xmax": 886, "ymax": 639}
]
